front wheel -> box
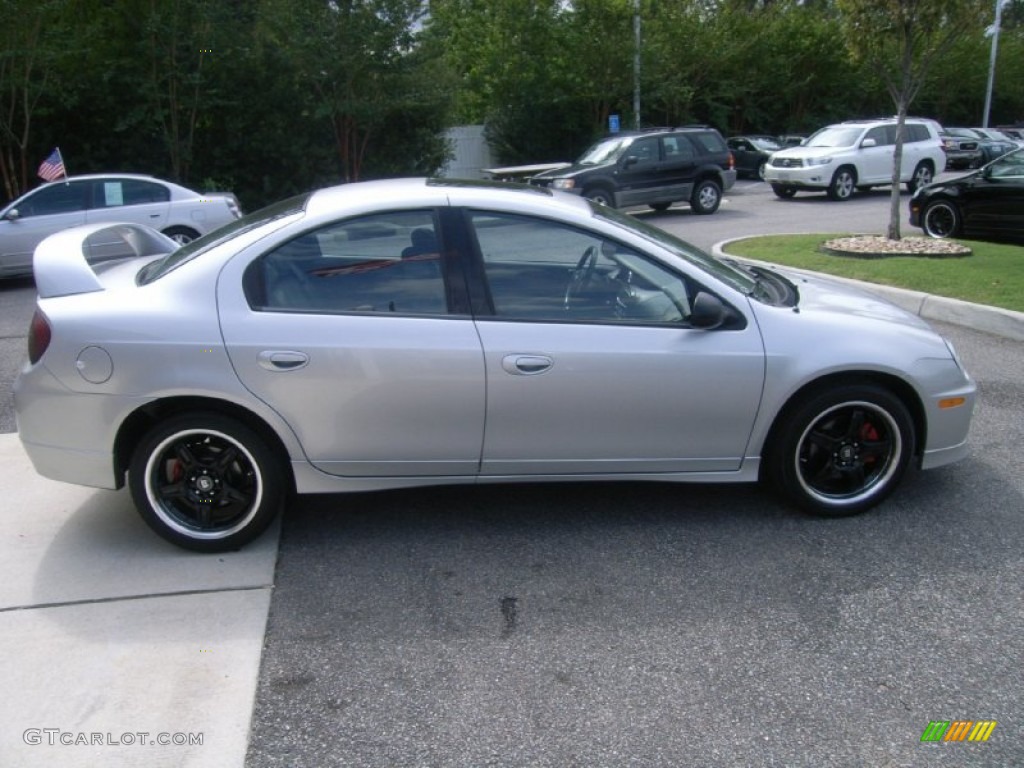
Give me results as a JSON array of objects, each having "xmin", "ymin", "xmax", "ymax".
[
  {"xmin": 690, "ymin": 179, "xmax": 722, "ymax": 214},
  {"xmin": 766, "ymin": 384, "xmax": 914, "ymax": 517},
  {"xmin": 129, "ymin": 413, "xmax": 286, "ymax": 551},
  {"xmin": 771, "ymin": 184, "xmax": 797, "ymax": 199},
  {"xmin": 583, "ymin": 187, "xmax": 615, "ymax": 207},
  {"xmin": 921, "ymin": 199, "xmax": 961, "ymax": 239},
  {"xmin": 826, "ymin": 168, "xmax": 856, "ymax": 200}
]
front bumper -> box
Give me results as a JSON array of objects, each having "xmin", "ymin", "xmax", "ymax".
[{"xmin": 763, "ymin": 164, "xmax": 833, "ymax": 190}]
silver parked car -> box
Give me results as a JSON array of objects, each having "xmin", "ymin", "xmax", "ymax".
[
  {"xmin": 0, "ymin": 173, "xmax": 242, "ymax": 278},
  {"xmin": 14, "ymin": 179, "xmax": 976, "ymax": 551}
]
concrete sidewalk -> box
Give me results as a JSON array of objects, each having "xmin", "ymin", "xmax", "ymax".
[{"xmin": 0, "ymin": 432, "xmax": 279, "ymax": 768}]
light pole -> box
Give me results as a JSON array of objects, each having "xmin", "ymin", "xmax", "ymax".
[
  {"xmin": 633, "ymin": 0, "xmax": 641, "ymax": 130},
  {"xmin": 982, "ymin": 0, "xmax": 1007, "ymax": 128}
]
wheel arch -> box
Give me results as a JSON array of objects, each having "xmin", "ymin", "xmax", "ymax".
[
  {"xmin": 114, "ymin": 396, "xmax": 296, "ymax": 491},
  {"xmin": 759, "ymin": 371, "xmax": 926, "ymax": 477}
]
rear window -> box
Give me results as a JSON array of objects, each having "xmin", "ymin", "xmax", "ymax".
[{"xmin": 137, "ymin": 194, "xmax": 309, "ymax": 284}]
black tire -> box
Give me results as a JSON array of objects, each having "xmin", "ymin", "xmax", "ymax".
[
  {"xmin": 921, "ymin": 199, "xmax": 961, "ymax": 239},
  {"xmin": 583, "ymin": 187, "xmax": 615, "ymax": 207},
  {"xmin": 826, "ymin": 167, "xmax": 856, "ymax": 201},
  {"xmin": 766, "ymin": 384, "xmax": 914, "ymax": 517},
  {"xmin": 649, "ymin": 201, "xmax": 672, "ymax": 212},
  {"xmin": 906, "ymin": 162, "xmax": 933, "ymax": 194},
  {"xmin": 129, "ymin": 413, "xmax": 286, "ymax": 552},
  {"xmin": 162, "ymin": 226, "xmax": 201, "ymax": 245},
  {"xmin": 771, "ymin": 184, "xmax": 797, "ymax": 199},
  {"xmin": 690, "ymin": 179, "xmax": 722, "ymax": 214}
]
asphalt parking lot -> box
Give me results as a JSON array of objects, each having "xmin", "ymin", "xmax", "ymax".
[{"xmin": 2, "ymin": 178, "xmax": 1022, "ymax": 767}]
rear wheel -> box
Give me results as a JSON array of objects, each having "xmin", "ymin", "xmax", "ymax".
[
  {"xmin": 129, "ymin": 413, "xmax": 285, "ymax": 551},
  {"xmin": 826, "ymin": 167, "xmax": 856, "ymax": 200},
  {"xmin": 162, "ymin": 226, "xmax": 201, "ymax": 245},
  {"xmin": 906, "ymin": 162, "xmax": 933, "ymax": 194},
  {"xmin": 690, "ymin": 179, "xmax": 722, "ymax": 214},
  {"xmin": 767, "ymin": 384, "xmax": 914, "ymax": 517}
]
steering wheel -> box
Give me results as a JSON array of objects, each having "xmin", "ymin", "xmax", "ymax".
[{"xmin": 564, "ymin": 245, "xmax": 599, "ymax": 310}]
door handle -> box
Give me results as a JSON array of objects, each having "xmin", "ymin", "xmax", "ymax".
[
  {"xmin": 258, "ymin": 350, "xmax": 309, "ymax": 371},
  {"xmin": 501, "ymin": 355, "xmax": 553, "ymax": 376}
]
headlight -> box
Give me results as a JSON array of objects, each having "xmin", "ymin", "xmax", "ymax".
[
  {"xmin": 804, "ymin": 156, "xmax": 833, "ymax": 167},
  {"xmin": 552, "ymin": 178, "xmax": 575, "ymax": 190}
]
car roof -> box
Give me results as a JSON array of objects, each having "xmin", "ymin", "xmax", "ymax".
[{"xmin": 303, "ymin": 177, "xmax": 587, "ymax": 220}]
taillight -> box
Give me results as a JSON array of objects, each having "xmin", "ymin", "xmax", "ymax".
[
  {"xmin": 28, "ymin": 309, "xmax": 51, "ymax": 365},
  {"xmin": 727, "ymin": 151, "xmax": 735, "ymax": 171}
]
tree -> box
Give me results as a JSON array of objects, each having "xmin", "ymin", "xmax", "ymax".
[
  {"xmin": 0, "ymin": 0, "xmax": 78, "ymax": 199},
  {"xmin": 260, "ymin": 0, "xmax": 448, "ymax": 182},
  {"xmin": 838, "ymin": 0, "xmax": 990, "ymax": 239}
]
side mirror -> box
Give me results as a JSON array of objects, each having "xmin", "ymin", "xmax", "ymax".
[
  {"xmin": 622, "ymin": 155, "xmax": 639, "ymax": 169},
  {"xmin": 3, "ymin": 208, "xmax": 20, "ymax": 222},
  {"xmin": 690, "ymin": 291, "xmax": 729, "ymax": 330},
  {"xmin": 861, "ymin": 138, "xmax": 877, "ymax": 148}
]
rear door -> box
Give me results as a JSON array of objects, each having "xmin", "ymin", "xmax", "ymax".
[{"xmin": 218, "ymin": 208, "xmax": 487, "ymax": 477}]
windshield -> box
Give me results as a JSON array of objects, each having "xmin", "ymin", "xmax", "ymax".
[
  {"xmin": 751, "ymin": 137, "xmax": 783, "ymax": 151},
  {"xmin": 578, "ymin": 136, "xmax": 634, "ymax": 165},
  {"xmin": 138, "ymin": 193, "xmax": 310, "ymax": 284},
  {"xmin": 591, "ymin": 204, "xmax": 757, "ymax": 295},
  {"xmin": 805, "ymin": 125, "xmax": 863, "ymax": 148}
]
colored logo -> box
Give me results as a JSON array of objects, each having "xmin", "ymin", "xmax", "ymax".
[{"xmin": 921, "ymin": 720, "xmax": 997, "ymax": 742}]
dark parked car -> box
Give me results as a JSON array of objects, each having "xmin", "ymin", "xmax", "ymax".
[
  {"xmin": 910, "ymin": 147, "xmax": 1024, "ymax": 243},
  {"xmin": 941, "ymin": 128, "xmax": 1016, "ymax": 170},
  {"xmin": 727, "ymin": 135, "xmax": 783, "ymax": 180},
  {"xmin": 530, "ymin": 126, "xmax": 736, "ymax": 214}
]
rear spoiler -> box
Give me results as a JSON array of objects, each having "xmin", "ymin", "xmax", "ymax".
[{"xmin": 33, "ymin": 223, "xmax": 177, "ymax": 299}]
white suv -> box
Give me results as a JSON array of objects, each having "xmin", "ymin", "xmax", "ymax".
[{"xmin": 764, "ymin": 119, "xmax": 946, "ymax": 201}]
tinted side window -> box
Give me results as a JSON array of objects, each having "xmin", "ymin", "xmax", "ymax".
[
  {"xmin": 470, "ymin": 211, "xmax": 692, "ymax": 325},
  {"xmin": 625, "ymin": 137, "xmax": 659, "ymax": 167},
  {"xmin": 690, "ymin": 131, "xmax": 727, "ymax": 153},
  {"xmin": 246, "ymin": 210, "xmax": 448, "ymax": 315},
  {"xmin": 864, "ymin": 126, "xmax": 895, "ymax": 146},
  {"xmin": 904, "ymin": 124, "xmax": 928, "ymax": 143},
  {"xmin": 16, "ymin": 182, "xmax": 87, "ymax": 217},
  {"xmin": 98, "ymin": 180, "xmax": 171, "ymax": 207},
  {"xmin": 664, "ymin": 136, "xmax": 696, "ymax": 161}
]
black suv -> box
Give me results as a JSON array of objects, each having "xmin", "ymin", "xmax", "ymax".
[{"xmin": 530, "ymin": 126, "xmax": 737, "ymax": 214}]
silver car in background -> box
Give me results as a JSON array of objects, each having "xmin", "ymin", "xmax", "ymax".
[
  {"xmin": 14, "ymin": 179, "xmax": 975, "ymax": 551},
  {"xmin": 0, "ymin": 173, "xmax": 242, "ymax": 278}
]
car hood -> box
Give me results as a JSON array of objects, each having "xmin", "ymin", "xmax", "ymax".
[
  {"xmin": 750, "ymin": 266, "xmax": 950, "ymax": 359},
  {"xmin": 532, "ymin": 162, "xmax": 604, "ymax": 180}
]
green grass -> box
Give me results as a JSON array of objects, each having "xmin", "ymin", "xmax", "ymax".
[{"xmin": 722, "ymin": 234, "xmax": 1024, "ymax": 313}]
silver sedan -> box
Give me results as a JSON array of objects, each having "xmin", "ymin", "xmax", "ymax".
[
  {"xmin": 0, "ymin": 173, "xmax": 242, "ymax": 278},
  {"xmin": 14, "ymin": 179, "xmax": 976, "ymax": 551}
]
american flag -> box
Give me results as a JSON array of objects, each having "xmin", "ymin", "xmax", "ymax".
[{"xmin": 37, "ymin": 148, "xmax": 66, "ymax": 182}]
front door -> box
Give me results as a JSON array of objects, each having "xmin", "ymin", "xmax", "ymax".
[{"xmin": 466, "ymin": 210, "xmax": 765, "ymax": 476}]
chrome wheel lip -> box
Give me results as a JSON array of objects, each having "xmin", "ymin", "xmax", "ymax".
[
  {"xmin": 143, "ymin": 428, "xmax": 264, "ymax": 540},
  {"xmin": 793, "ymin": 400, "xmax": 902, "ymax": 507}
]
